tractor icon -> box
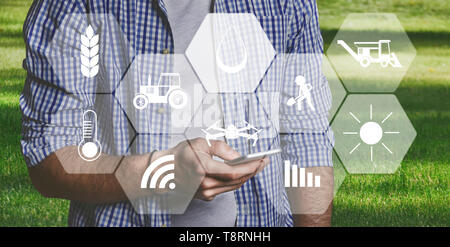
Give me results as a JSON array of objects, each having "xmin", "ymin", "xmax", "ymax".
[
  {"xmin": 337, "ymin": 40, "xmax": 402, "ymax": 68},
  {"xmin": 133, "ymin": 73, "xmax": 188, "ymax": 110}
]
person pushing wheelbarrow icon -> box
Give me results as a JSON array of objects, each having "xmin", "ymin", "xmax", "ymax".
[{"xmin": 286, "ymin": 75, "xmax": 315, "ymax": 112}]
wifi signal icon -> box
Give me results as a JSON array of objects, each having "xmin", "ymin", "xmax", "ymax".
[{"xmin": 141, "ymin": 155, "xmax": 176, "ymax": 190}]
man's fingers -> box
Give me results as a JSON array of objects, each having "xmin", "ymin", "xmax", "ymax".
[
  {"xmin": 205, "ymin": 158, "xmax": 268, "ymax": 181},
  {"xmin": 257, "ymin": 157, "xmax": 270, "ymax": 172},
  {"xmin": 197, "ymin": 182, "xmax": 247, "ymax": 201},
  {"xmin": 208, "ymin": 140, "xmax": 241, "ymax": 161},
  {"xmin": 188, "ymin": 138, "xmax": 271, "ymax": 181},
  {"xmin": 200, "ymin": 172, "xmax": 256, "ymax": 190}
]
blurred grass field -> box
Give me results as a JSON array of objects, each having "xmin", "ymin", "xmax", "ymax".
[{"xmin": 0, "ymin": 0, "xmax": 448, "ymax": 226}]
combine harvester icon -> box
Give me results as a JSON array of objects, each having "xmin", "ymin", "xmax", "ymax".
[{"xmin": 337, "ymin": 40, "xmax": 402, "ymax": 68}]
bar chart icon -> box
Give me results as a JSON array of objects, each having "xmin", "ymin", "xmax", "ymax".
[{"xmin": 284, "ymin": 160, "xmax": 321, "ymax": 188}]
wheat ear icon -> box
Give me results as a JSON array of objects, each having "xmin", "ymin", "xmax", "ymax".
[{"xmin": 80, "ymin": 25, "xmax": 99, "ymax": 78}]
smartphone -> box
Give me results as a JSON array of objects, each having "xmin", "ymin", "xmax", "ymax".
[{"xmin": 225, "ymin": 148, "xmax": 282, "ymax": 165}]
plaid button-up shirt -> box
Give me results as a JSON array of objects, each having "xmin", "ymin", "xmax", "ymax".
[{"xmin": 21, "ymin": 0, "xmax": 333, "ymax": 227}]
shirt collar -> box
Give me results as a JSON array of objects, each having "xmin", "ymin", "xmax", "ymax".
[{"xmin": 158, "ymin": 0, "xmax": 219, "ymax": 14}]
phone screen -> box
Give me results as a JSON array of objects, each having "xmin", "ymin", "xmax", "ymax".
[{"xmin": 225, "ymin": 148, "xmax": 282, "ymax": 165}]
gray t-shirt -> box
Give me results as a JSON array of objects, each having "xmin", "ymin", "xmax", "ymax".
[
  {"xmin": 164, "ymin": 0, "xmax": 237, "ymax": 227},
  {"xmin": 165, "ymin": 0, "xmax": 210, "ymax": 53}
]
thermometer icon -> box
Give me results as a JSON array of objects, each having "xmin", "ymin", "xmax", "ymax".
[{"xmin": 78, "ymin": 110, "xmax": 102, "ymax": 162}]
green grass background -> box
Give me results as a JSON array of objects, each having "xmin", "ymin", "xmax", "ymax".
[{"xmin": 0, "ymin": 0, "xmax": 448, "ymax": 226}]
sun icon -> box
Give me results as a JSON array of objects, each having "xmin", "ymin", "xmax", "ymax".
[{"xmin": 343, "ymin": 104, "xmax": 400, "ymax": 162}]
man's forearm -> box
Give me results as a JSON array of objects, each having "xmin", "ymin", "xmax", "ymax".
[
  {"xmin": 293, "ymin": 202, "xmax": 332, "ymax": 227},
  {"xmin": 28, "ymin": 146, "xmax": 150, "ymax": 204},
  {"xmin": 286, "ymin": 167, "xmax": 334, "ymax": 227}
]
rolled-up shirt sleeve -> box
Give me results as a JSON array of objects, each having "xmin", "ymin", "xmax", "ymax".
[
  {"xmin": 20, "ymin": 0, "xmax": 87, "ymax": 167},
  {"xmin": 280, "ymin": 0, "xmax": 333, "ymax": 168}
]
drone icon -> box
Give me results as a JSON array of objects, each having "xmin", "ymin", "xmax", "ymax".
[{"xmin": 201, "ymin": 120, "xmax": 262, "ymax": 147}]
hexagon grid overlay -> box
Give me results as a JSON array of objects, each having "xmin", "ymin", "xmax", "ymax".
[
  {"xmin": 327, "ymin": 13, "xmax": 416, "ymax": 92},
  {"xmin": 186, "ymin": 13, "xmax": 276, "ymax": 93},
  {"xmin": 332, "ymin": 95, "xmax": 416, "ymax": 174}
]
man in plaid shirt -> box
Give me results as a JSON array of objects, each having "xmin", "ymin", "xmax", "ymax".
[{"xmin": 21, "ymin": 0, "xmax": 333, "ymax": 227}]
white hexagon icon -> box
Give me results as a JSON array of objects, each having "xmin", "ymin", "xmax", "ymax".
[
  {"xmin": 257, "ymin": 53, "xmax": 341, "ymax": 133},
  {"xmin": 256, "ymin": 54, "xmax": 346, "ymax": 126},
  {"xmin": 115, "ymin": 134, "xmax": 205, "ymax": 215},
  {"xmin": 332, "ymin": 95, "xmax": 416, "ymax": 174},
  {"xmin": 184, "ymin": 92, "xmax": 279, "ymax": 150},
  {"xmin": 115, "ymin": 54, "xmax": 206, "ymax": 135},
  {"xmin": 186, "ymin": 13, "xmax": 276, "ymax": 93},
  {"xmin": 327, "ymin": 13, "xmax": 416, "ymax": 92},
  {"xmin": 48, "ymin": 14, "xmax": 133, "ymax": 94},
  {"xmin": 54, "ymin": 94, "xmax": 135, "ymax": 174}
]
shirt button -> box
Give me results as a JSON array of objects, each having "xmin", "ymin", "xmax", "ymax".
[
  {"xmin": 162, "ymin": 49, "xmax": 170, "ymax": 54},
  {"xmin": 157, "ymin": 107, "xmax": 165, "ymax": 114}
]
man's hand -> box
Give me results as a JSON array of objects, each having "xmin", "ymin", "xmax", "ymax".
[
  {"xmin": 29, "ymin": 138, "xmax": 269, "ymax": 204},
  {"xmin": 155, "ymin": 138, "xmax": 269, "ymax": 201}
]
